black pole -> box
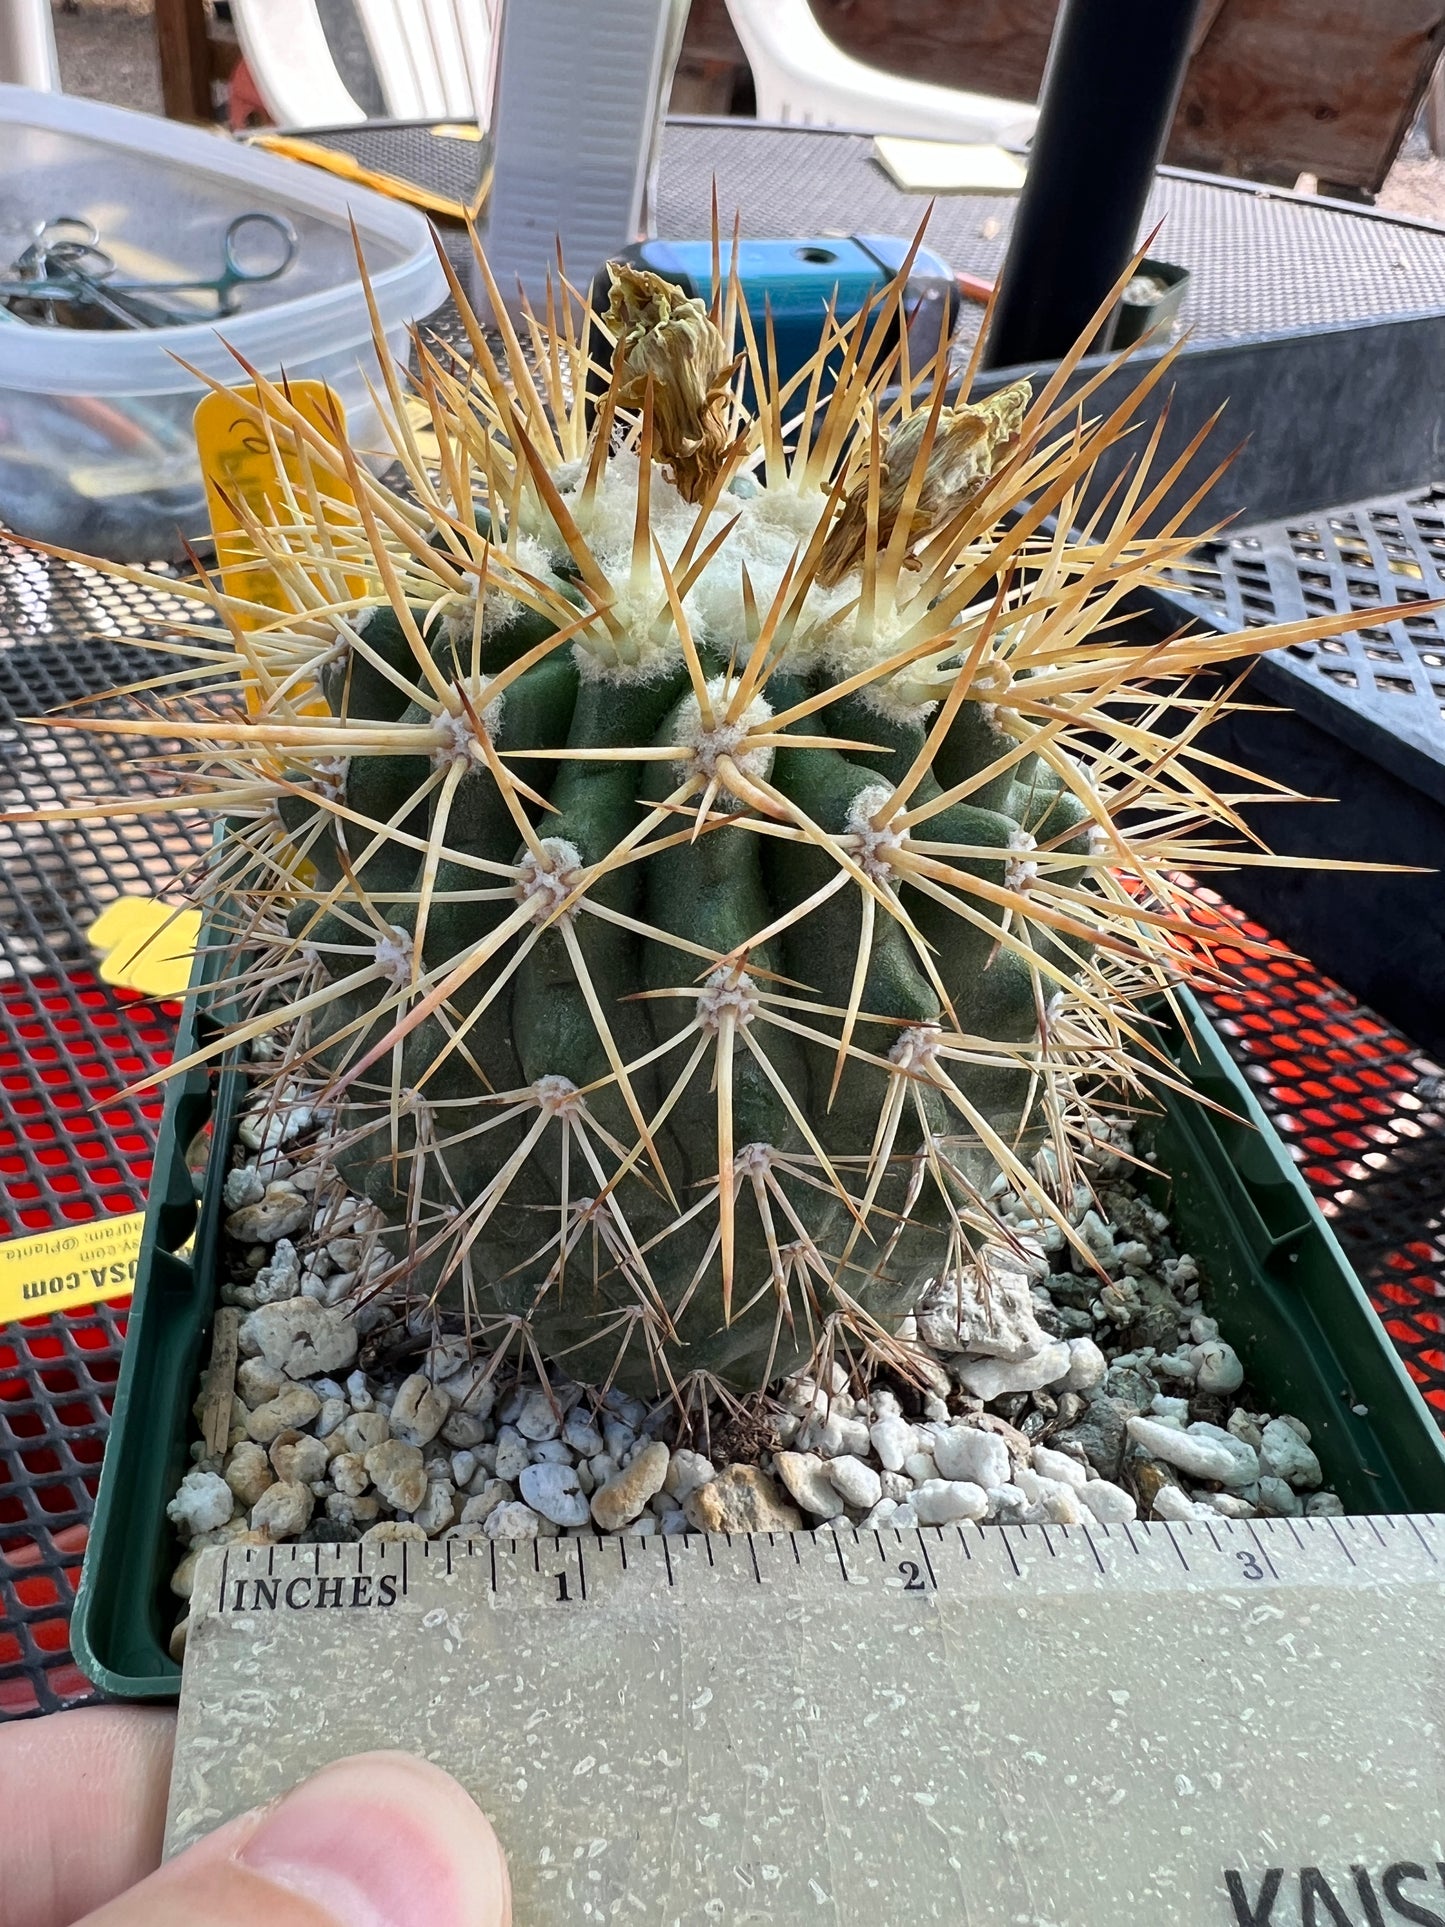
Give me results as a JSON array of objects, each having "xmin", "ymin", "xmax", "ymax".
[{"xmin": 983, "ymin": 0, "xmax": 1204, "ymax": 369}]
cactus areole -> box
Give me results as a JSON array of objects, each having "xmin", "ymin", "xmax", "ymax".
[{"xmin": 34, "ymin": 237, "xmax": 1374, "ymax": 1402}]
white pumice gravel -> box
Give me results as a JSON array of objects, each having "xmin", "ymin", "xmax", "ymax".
[{"xmin": 166, "ymin": 1095, "xmax": 1352, "ymax": 1624}]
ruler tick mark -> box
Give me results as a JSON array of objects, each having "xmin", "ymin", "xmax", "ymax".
[
  {"xmin": 1040, "ymin": 1525, "xmax": 1057, "ymax": 1558},
  {"xmin": 1285, "ymin": 1518, "xmax": 1306, "ymax": 1552},
  {"xmin": 790, "ymin": 1532, "xmax": 802, "ymax": 1566},
  {"xmin": 1327, "ymin": 1518, "xmax": 1357, "ymax": 1566},
  {"xmin": 1203, "ymin": 1522, "xmax": 1223, "ymax": 1554},
  {"xmin": 915, "ymin": 1530, "xmax": 939, "ymax": 1590},
  {"xmin": 489, "ymin": 1542, "xmax": 497, "ymax": 1593},
  {"xmin": 576, "ymin": 1541, "xmax": 587, "ymax": 1602},
  {"xmin": 1081, "ymin": 1530, "xmax": 1105, "ymax": 1577},
  {"xmin": 703, "ymin": 1536, "xmax": 714, "ymax": 1568},
  {"xmin": 956, "ymin": 1527, "xmax": 973, "ymax": 1561},
  {"xmin": 402, "ymin": 1542, "xmax": 409, "ymax": 1597},
  {"xmin": 874, "ymin": 1530, "xmax": 886, "ymax": 1562},
  {"xmin": 1162, "ymin": 1524, "xmax": 1189, "ymax": 1570},
  {"xmin": 218, "ymin": 1548, "xmax": 230, "ymax": 1615},
  {"xmin": 663, "ymin": 1536, "xmax": 676, "ymax": 1587},
  {"xmin": 446, "ymin": 1540, "xmax": 453, "ymax": 1576},
  {"xmin": 1407, "ymin": 1516, "xmax": 1437, "ymax": 1560},
  {"xmin": 1246, "ymin": 1524, "xmax": 1279, "ymax": 1580},
  {"xmin": 1365, "ymin": 1516, "xmax": 1388, "ymax": 1549},
  {"xmin": 747, "ymin": 1535, "xmax": 762, "ymax": 1585},
  {"xmin": 831, "ymin": 1530, "xmax": 849, "ymax": 1582},
  {"xmin": 618, "ymin": 1537, "xmax": 628, "ymax": 1572},
  {"xmin": 1121, "ymin": 1523, "xmax": 1139, "ymax": 1556}
]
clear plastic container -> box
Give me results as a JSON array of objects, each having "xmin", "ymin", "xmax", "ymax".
[{"xmin": 0, "ymin": 85, "xmax": 448, "ymax": 563}]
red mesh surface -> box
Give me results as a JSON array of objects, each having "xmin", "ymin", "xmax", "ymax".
[
  {"xmin": 0, "ymin": 971, "xmax": 179, "ymax": 1716},
  {"xmin": 1189, "ymin": 887, "xmax": 1445, "ymax": 1417}
]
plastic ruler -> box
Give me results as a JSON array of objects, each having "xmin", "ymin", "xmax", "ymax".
[{"xmin": 171, "ymin": 1518, "xmax": 1445, "ymax": 1925}]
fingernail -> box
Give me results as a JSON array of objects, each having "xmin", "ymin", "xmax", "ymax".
[{"xmin": 239, "ymin": 1752, "xmax": 505, "ymax": 1927}]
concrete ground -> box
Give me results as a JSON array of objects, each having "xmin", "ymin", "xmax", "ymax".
[{"xmin": 43, "ymin": 0, "xmax": 1445, "ymax": 225}]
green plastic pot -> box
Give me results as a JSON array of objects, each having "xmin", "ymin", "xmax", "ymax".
[{"xmin": 71, "ymin": 975, "xmax": 1445, "ymax": 1700}]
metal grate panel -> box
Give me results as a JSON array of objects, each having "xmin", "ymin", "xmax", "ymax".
[{"xmin": 1163, "ymin": 483, "xmax": 1445, "ymax": 797}]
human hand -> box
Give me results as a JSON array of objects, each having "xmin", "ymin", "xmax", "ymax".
[{"xmin": 0, "ymin": 1706, "xmax": 512, "ymax": 1926}]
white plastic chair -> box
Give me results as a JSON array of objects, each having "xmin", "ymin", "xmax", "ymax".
[
  {"xmin": 232, "ymin": 0, "xmax": 499, "ymax": 128},
  {"xmin": 723, "ymin": 0, "xmax": 1038, "ymax": 149},
  {"xmin": 0, "ymin": 0, "xmax": 61, "ymax": 92}
]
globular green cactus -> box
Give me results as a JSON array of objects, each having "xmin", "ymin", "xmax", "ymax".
[{"xmin": 29, "ymin": 235, "xmax": 1375, "ymax": 1401}]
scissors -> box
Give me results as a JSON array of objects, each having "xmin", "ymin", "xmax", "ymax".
[{"xmin": 0, "ymin": 210, "xmax": 300, "ymax": 329}]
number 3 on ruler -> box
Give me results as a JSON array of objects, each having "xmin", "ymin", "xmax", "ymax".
[{"xmin": 1236, "ymin": 1548, "xmax": 1266, "ymax": 1582}]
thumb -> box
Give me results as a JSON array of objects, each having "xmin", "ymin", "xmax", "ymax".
[{"xmin": 77, "ymin": 1750, "xmax": 511, "ymax": 1927}]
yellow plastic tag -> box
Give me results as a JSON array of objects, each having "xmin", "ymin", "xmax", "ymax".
[
  {"xmin": 88, "ymin": 895, "xmax": 201, "ymax": 1001},
  {"xmin": 0, "ymin": 1213, "xmax": 145, "ymax": 1325},
  {"xmin": 194, "ymin": 378, "xmax": 360, "ymax": 712}
]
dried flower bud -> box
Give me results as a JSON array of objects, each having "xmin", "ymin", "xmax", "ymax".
[
  {"xmin": 819, "ymin": 378, "xmax": 1032, "ymax": 584},
  {"xmin": 604, "ymin": 264, "xmax": 734, "ymax": 504}
]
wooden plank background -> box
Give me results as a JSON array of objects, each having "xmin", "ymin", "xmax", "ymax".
[{"xmin": 676, "ymin": 0, "xmax": 1445, "ymax": 195}]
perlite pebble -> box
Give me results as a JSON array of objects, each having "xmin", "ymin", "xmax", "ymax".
[
  {"xmin": 562, "ymin": 1410, "xmax": 604, "ymax": 1458},
  {"xmin": 869, "ymin": 1415, "xmax": 915, "ymax": 1473},
  {"xmin": 827, "ymin": 1455, "xmax": 882, "ymax": 1511},
  {"xmin": 389, "ymin": 1374, "xmax": 451, "ymax": 1449},
  {"xmin": 1305, "ymin": 1491, "xmax": 1345, "ymax": 1517},
  {"xmin": 361, "ymin": 1521, "xmax": 427, "ymax": 1546},
  {"xmin": 483, "ymin": 1502, "xmax": 541, "ymax": 1540},
  {"xmin": 1031, "ymin": 1445, "xmax": 1088, "ymax": 1489},
  {"xmin": 1076, "ymin": 1479, "xmax": 1137, "ymax": 1524},
  {"xmin": 931, "ymin": 1425, "xmax": 1009, "ymax": 1489},
  {"xmin": 245, "ymin": 1384, "xmax": 322, "ymax": 1445},
  {"xmin": 224, "ymin": 1166, "xmax": 265, "ymax": 1210},
  {"xmin": 493, "ymin": 1427, "xmax": 531, "ymax": 1484},
  {"xmin": 330, "ymin": 1453, "xmax": 369, "ymax": 1499},
  {"xmin": 269, "ymin": 1434, "xmax": 328, "ymax": 1486},
  {"xmin": 1014, "ymin": 1469, "xmax": 1085, "ymax": 1525},
  {"xmin": 514, "ymin": 1386, "xmax": 562, "ymax": 1442},
  {"xmin": 775, "ymin": 1451, "xmax": 847, "ymax": 1520},
  {"xmin": 519, "ymin": 1462, "xmax": 591, "ymax": 1529},
  {"xmin": 1126, "ymin": 1416, "xmax": 1258, "ymax": 1488},
  {"xmin": 236, "ymin": 1357, "xmax": 286, "ymax": 1409},
  {"xmin": 1192, "ymin": 1339, "xmax": 1245, "ymax": 1396},
  {"xmin": 663, "ymin": 1449, "xmax": 715, "ymax": 1502},
  {"xmin": 591, "ymin": 1441, "xmax": 670, "ymax": 1531},
  {"xmin": 167, "ymin": 1469, "xmax": 234, "ymax": 1536},
  {"xmin": 252, "ymin": 1239, "xmax": 302, "ymax": 1304},
  {"xmin": 459, "ymin": 1482, "xmax": 512, "ymax": 1526},
  {"xmin": 1254, "ymin": 1475, "xmax": 1302, "ymax": 1517},
  {"xmin": 410, "ymin": 1480, "xmax": 458, "ymax": 1536},
  {"xmin": 912, "ymin": 1479, "xmax": 988, "ymax": 1525},
  {"xmin": 1258, "ymin": 1417, "xmax": 1322, "ymax": 1490},
  {"xmin": 953, "ymin": 1341, "xmax": 1071, "ymax": 1402},
  {"xmin": 226, "ymin": 1183, "xmax": 310, "ymax": 1245},
  {"xmin": 251, "ymin": 1480, "xmax": 314, "ymax": 1539},
  {"xmin": 224, "ymin": 1442, "xmax": 275, "ymax": 1509},
  {"xmin": 363, "ymin": 1439, "xmax": 428, "ymax": 1512},
  {"xmin": 240, "ymin": 1299, "xmax": 357, "ymax": 1378},
  {"xmin": 339, "ymin": 1412, "xmax": 389, "ymax": 1456},
  {"xmin": 1061, "ymin": 1336, "xmax": 1108, "ymax": 1395}
]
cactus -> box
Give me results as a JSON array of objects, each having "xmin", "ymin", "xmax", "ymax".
[{"xmin": 21, "ymin": 234, "xmax": 1381, "ymax": 1402}]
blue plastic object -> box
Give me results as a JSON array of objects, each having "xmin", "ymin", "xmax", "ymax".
[{"xmin": 594, "ymin": 234, "xmax": 959, "ymax": 403}]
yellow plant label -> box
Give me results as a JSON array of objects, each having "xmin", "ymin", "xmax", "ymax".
[
  {"xmin": 88, "ymin": 895, "xmax": 201, "ymax": 1001},
  {"xmin": 194, "ymin": 378, "xmax": 361, "ymax": 713},
  {"xmin": 0, "ymin": 1213, "xmax": 145, "ymax": 1326}
]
